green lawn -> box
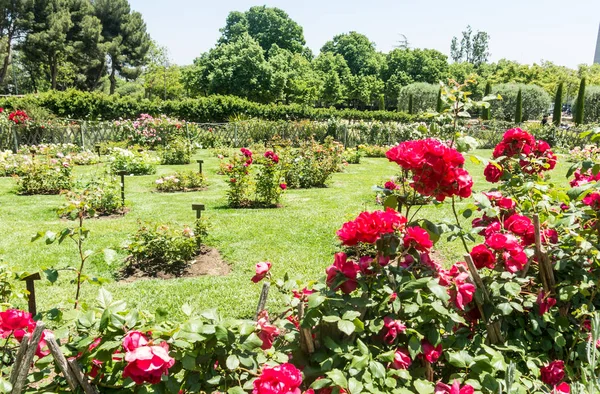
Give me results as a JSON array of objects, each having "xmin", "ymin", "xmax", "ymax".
[{"xmin": 0, "ymin": 149, "xmax": 572, "ymax": 319}]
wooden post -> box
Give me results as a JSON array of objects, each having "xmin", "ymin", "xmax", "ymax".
[
  {"xmin": 95, "ymin": 144, "xmax": 101, "ymax": 159},
  {"xmin": 254, "ymin": 282, "xmax": 270, "ymax": 320},
  {"xmin": 196, "ymin": 160, "xmax": 204, "ymax": 174},
  {"xmin": 297, "ymin": 301, "xmax": 315, "ymax": 354},
  {"xmin": 21, "ymin": 273, "xmax": 41, "ymax": 316},
  {"xmin": 11, "ymin": 322, "xmax": 45, "ymax": 394},
  {"xmin": 68, "ymin": 358, "xmax": 100, "ymax": 394},
  {"xmin": 9, "ymin": 334, "xmax": 29, "ymax": 387},
  {"xmin": 45, "ymin": 333, "xmax": 80, "ymax": 392},
  {"xmin": 533, "ymin": 214, "xmax": 555, "ymax": 292},
  {"xmin": 463, "ymin": 254, "xmax": 504, "ymax": 344},
  {"xmin": 192, "ymin": 203, "xmax": 205, "ymax": 220},
  {"xmin": 11, "ymin": 124, "xmax": 19, "ymax": 153},
  {"xmin": 117, "ymin": 171, "xmax": 127, "ymax": 206}
]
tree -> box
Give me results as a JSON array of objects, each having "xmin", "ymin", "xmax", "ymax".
[
  {"xmin": 436, "ymin": 88, "xmax": 442, "ymax": 113},
  {"xmin": 142, "ymin": 43, "xmax": 184, "ymax": 100},
  {"xmin": 408, "ymin": 94, "xmax": 413, "ymax": 114},
  {"xmin": 514, "ymin": 88, "xmax": 522, "ymax": 123},
  {"xmin": 267, "ymin": 46, "xmax": 321, "ymax": 105},
  {"xmin": 450, "ymin": 25, "xmax": 490, "ymax": 66},
  {"xmin": 482, "ymin": 81, "xmax": 492, "ymax": 120},
  {"xmin": 321, "ymin": 32, "xmax": 381, "ymax": 76},
  {"xmin": 218, "ymin": 6, "xmax": 306, "ymax": 56},
  {"xmin": 313, "ymin": 52, "xmax": 352, "ymax": 106},
  {"xmin": 19, "ymin": 0, "xmax": 72, "ymax": 90},
  {"xmin": 348, "ymin": 74, "xmax": 384, "ymax": 108},
  {"xmin": 0, "ymin": 0, "xmax": 31, "ymax": 87},
  {"xmin": 552, "ymin": 82, "xmax": 563, "ymax": 126},
  {"xmin": 575, "ymin": 78, "xmax": 586, "ymax": 125},
  {"xmin": 186, "ymin": 33, "xmax": 272, "ymax": 103},
  {"xmin": 92, "ymin": 0, "xmax": 151, "ymax": 94}
]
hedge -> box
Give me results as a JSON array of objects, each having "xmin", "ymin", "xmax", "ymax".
[
  {"xmin": 397, "ymin": 83, "xmax": 439, "ymax": 114},
  {"xmin": 489, "ymin": 83, "xmax": 551, "ymax": 122},
  {"xmin": 584, "ymin": 85, "xmax": 600, "ymax": 124},
  {"xmin": 0, "ymin": 90, "xmax": 419, "ymax": 123}
]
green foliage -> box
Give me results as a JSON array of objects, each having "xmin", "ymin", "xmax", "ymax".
[
  {"xmin": 450, "ymin": 25, "xmax": 490, "ymax": 66},
  {"xmin": 61, "ymin": 178, "xmax": 124, "ymax": 218},
  {"xmin": 398, "ymin": 83, "xmax": 439, "ymax": 114},
  {"xmin": 553, "ymin": 82, "xmax": 563, "ymax": 126},
  {"xmin": 321, "ymin": 31, "xmax": 381, "ymax": 76},
  {"xmin": 108, "ymin": 148, "xmax": 158, "ymax": 175},
  {"xmin": 490, "ymin": 83, "xmax": 551, "ymax": 122},
  {"xmin": 279, "ymin": 137, "xmax": 344, "ymax": 188},
  {"xmin": 125, "ymin": 221, "xmax": 202, "ymax": 275},
  {"xmin": 16, "ymin": 158, "xmax": 73, "ymax": 195},
  {"xmin": 161, "ymin": 137, "xmax": 194, "ymax": 165},
  {"xmin": 575, "ymin": 78, "xmax": 587, "ymax": 125},
  {"xmin": 155, "ymin": 171, "xmax": 208, "ymax": 193},
  {"xmin": 583, "ymin": 85, "xmax": 600, "ymax": 124},
  {"xmin": 514, "ymin": 88, "xmax": 523, "ymax": 123},
  {"xmin": 482, "ymin": 81, "xmax": 492, "ymax": 120}
]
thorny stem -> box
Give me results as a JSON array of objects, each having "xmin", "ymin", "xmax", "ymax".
[
  {"xmin": 451, "ymin": 197, "xmax": 470, "ymax": 254},
  {"xmin": 74, "ymin": 213, "xmax": 86, "ymax": 309}
]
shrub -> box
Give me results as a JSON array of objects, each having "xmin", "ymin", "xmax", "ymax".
[
  {"xmin": 553, "ymin": 82, "xmax": 563, "ymax": 125},
  {"xmin": 160, "ymin": 137, "xmax": 194, "ymax": 165},
  {"xmin": 118, "ymin": 114, "xmax": 185, "ymax": 146},
  {"xmin": 342, "ymin": 147, "xmax": 362, "ymax": 164},
  {"xmin": 255, "ymin": 150, "xmax": 285, "ymax": 207},
  {"xmin": 397, "ymin": 83, "xmax": 439, "ymax": 114},
  {"xmin": 490, "ymin": 83, "xmax": 551, "ymax": 122},
  {"xmin": 16, "ymin": 158, "xmax": 73, "ymax": 195},
  {"xmin": 223, "ymin": 148, "xmax": 254, "ymax": 207},
  {"xmin": 515, "ymin": 88, "xmax": 523, "ymax": 123},
  {"xmin": 482, "ymin": 81, "xmax": 492, "ymax": 120},
  {"xmin": 60, "ymin": 178, "xmax": 124, "ymax": 218},
  {"xmin": 155, "ymin": 171, "xmax": 208, "ymax": 192},
  {"xmin": 0, "ymin": 150, "xmax": 32, "ymax": 176},
  {"xmin": 71, "ymin": 150, "xmax": 99, "ymax": 165},
  {"xmin": 125, "ymin": 221, "xmax": 207, "ymax": 276},
  {"xmin": 575, "ymin": 78, "xmax": 586, "ymax": 125},
  {"xmin": 583, "ymin": 85, "xmax": 600, "ymax": 124},
  {"xmin": 358, "ymin": 144, "xmax": 390, "ymax": 157},
  {"xmin": 108, "ymin": 148, "xmax": 159, "ymax": 175},
  {"xmin": 279, "ymin": 137, "xmax": 344, "ymax": 188}
]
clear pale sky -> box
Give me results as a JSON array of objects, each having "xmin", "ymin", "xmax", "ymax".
[{"xmin": 128, "ymin": 0, "xmax": 600, "ymax": 69}]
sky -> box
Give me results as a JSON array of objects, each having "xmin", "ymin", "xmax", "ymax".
[{"xmin": 128, "ymin": 0, "xmax": 600, "ymax": 69}]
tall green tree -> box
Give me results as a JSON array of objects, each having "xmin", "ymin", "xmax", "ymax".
[
  {"xmin": 552, "ymin": 82, "xmax": 563, "ymax": 126},
  {"xmin": 92, "ymin": 0, "xmax": 151, "ymax": 94},
  {"xmin": 514, "ymin": 88, "xmax": 523, "ymax": 123},
  {"xmin": 450, "ymin": 25, "xmax": 490, "ymax": 66},
  {"xmin": 575, "ymin": 78, "xmax": 586, "ymax": 125},
  {"xmin": 321, "ymin": 32, "xmax": 381, "ymax": 76},
  {"xmin": 313, "ymin": 52, "xmax": 352, "ymax": 106},
  {"xmin": 218, "ymin": 6, "xmax": 306, "ymax": 56},
  {"xmin": 267, "ymin": 45, "xmax": 321, "ymax": 104},
  {"xmin": 0, "ymin": 0, "xmax": 31, "ymax": 87},
  {"xmin": 436, "ymin": 88, "xmax": 442, "ymax": 113},
  {"xmin": 408, "ymin": 94, "xmax": 413, "ymax": 114},
  {"xmin": 142, "ymin": 43, "xmax": 183, "ymax": 100},
  {"xmin": 482, "ymin": 81, "xmax": 492, "ymax": 120}
]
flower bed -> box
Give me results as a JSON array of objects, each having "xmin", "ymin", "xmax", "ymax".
[{"xmin": 155, "ymin": 171, "xmax": 208, "ymax": 192}]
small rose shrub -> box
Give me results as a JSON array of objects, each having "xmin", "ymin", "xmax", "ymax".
[
  {"xmin": 0, "ymin": 150, "xmax": 32, "ymax": 176},
  {"xmin": 569, "ymin": 144, "xmax": 600, "ymax": 163},
  {"xmin": 15, "ymin": 158, "xmax": 73, "ymax": 195},
  {"xmin": 155, "ymin": 170, "xmax": 207, "ymax": 192},
  {"xmin": 125, "ymin": 220, "xmax": 207, "ymax": 275},
  {"xmin": 118, "ymin": 114, "xmax": 185, "ymax": 146},
  {"xmin": 342, "ymin": 147, "xmax": 361, "ymax": 164},
  {"xmin": 108, "ymin": 148, "xmax": 159, "ymax": 175},
  {"xmin": 358, "ymin": 144, "xmax": 391, "ymax": 158},
  {"xmin": 160, "ymin": 137, "xmax": 195, "ymax": 165},
  {"xmin": 60, "ymin": 178, "xmax": 124, "ymax": 218}
]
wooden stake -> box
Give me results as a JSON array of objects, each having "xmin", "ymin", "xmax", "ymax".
[
  {"xmin": 45, "ymin": 333, "xmax": 80, "ymax": 392},
  {"xmin": 197, "ymin": 160, "xmax": 204, "ymax": 174},
  {"xmin": 9, "ymin": 334, "xmax": 29, "ymax": 387},
  {"xmin": 68, "ymin": 358, "xmax": 100, "ymax": 394},
  {"xmin": 533, "ymin": 214, "xmax": 555, "ymax": 291},
  {"xmin": 11, "ymin": 322, "xmax": 45, "ymax": 394},
  {"xmin": 192, "ymin": 204, "xmax": 205, "ymax": 220},
  {"xmin": 117, "ymin": 171, "xmax": 127, "ymax": 206},
  {"xmin": 21, "ymin": 273, "xmax": 41, "ymax": 316},
  {"xmin": 254, "ymin": 282, "xmax": 270, "ymax": 320},
  {"xmin": 297, "ymin": 302, "xmax": 315, "ymax": 354}
]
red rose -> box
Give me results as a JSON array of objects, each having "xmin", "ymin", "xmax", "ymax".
[
  {"xmin": 435, "ymin": 380, "xmax": 474, "ymax": 394},
  {"xmin": 469, "ymin": 244, "xmax": 496, "ymax": 269},
  {"xmin": 497, "ymin": 197, "xmax": 516, "ymax": 210},
  {"xmin": 403, "ymin": 227, "xmax": 433, "ymax": 251},
  {"xmin": 421, "ymin": 340, "xmax": 442, "ymax": 363},
  {"xmin": 382, "ymin": 317, "xmax": 406, "ymax": 344},
  {"xmin": 554, "ymin": 382, "xmax": 570, "ymax": 393},
  {"xmin": 326, "ymin": 253, "xmax": 359, "ymax": 294},
  {"xmin": 486, "ymin": 233, "xmax": 508, "ymax": 250},
  {"xmin": 392, "ymin": 348, "xmax": 412, "ymax": 369},
  {"xmin": 253, "ymin": 363, "xmax": 303, "ymax": 394},
  {"xmin": 540, "ymin": 360, "xmax": 565, "ymax": 386},
  {"xmin": 122, "ymin": 331, "xmax": 149, "ymax": 352},
  {"xmin": 337, "ymin": 209, "xmax": 406, "ymax": 246},
  {"xmin": 264, "ymin": 150, "xmax": 279, "ymax": 163},
  {"xmin": 536, "ymin": 291, "xmax": 557, "ymax": 316},
  {"xmin": 484, "ymin": 163, "xmax": 503, "ymax": 183},
  {"xmin": 256, "ymin": 311, "xmax": 280, "ymax": 350},
  {"xmin": 280, "ymin": 183, "xmax": 287, "ymax": 190},
  {"xmin": 122, "ymin": 342, "xmax": 175, "ymax": 385},
  {"xmin": 504, "ymin": 249, "xmax": 527, "ymax": 273},
  {"xmin": 0, "ymin": 309, "xmax": 34, "ymax": 336},
  {"xmin": 240, "ymin": 148, "xmax": 253, "ymax": 157},
  {"xmin": 252, "ymin": 262, "xmax": 272, "ymax": 283},
  {"xmin": 542, "ymin": 229, "xmax": 558, "ymax": 244},
  {"xmin": 504, "ymin": 215, "xmax": 533, "ymax": 236},
  {"xmin": 583, "ymin": 192, "xmax": 600, "ymax": 210},
  {"xmin": 451, "ymin": 279, "xmax": 476, "ymax": 311}
]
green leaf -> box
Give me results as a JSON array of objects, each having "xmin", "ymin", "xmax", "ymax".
[
  {"xmin": 215, "ymin": 325, "xmax": 229, "ymax": 343},
  {"xmin": 413, "ymin": 379, "xmax": 434, "ymax": 394},
  {"xmin": 323, "ymin": 315, "xmax": 340, "ymax": 323},
  {"xmin": 383, "ymin": 195, "xmax": 398, "ymax": 210},
  {"xmin": 427, "ymin": 279, "xmax": 450, "ymax": 302},
  {"xmin": 226, "ymin": 355, "xmax": 240, "ymax": 370},
  {"xmin": 497, "ymin": 303, "xmax": 513, "ymax": 315},
  {"xmin": 227, "ymin": 387, "xmax": 245, "ymax": 394},
  {"xmin": 342, "ymin": 311, "xmax": 361, "ymax": 321},
  {"xmin": 504, "ymin": 282, "xmax": 521, "ymax": 297},
  {"xmin": 308, "ymin": 294, "xmax": 326, "ymax": 309},
  {"xmin": 103, "ymin": 248, "xmax": 118, "ymax": 265},
  {"xmin": 96, "ymin": 288, "xmax": 113, "ymax": 309},
  {"xmin": 447, "ymin": 350, "xmax": 474, "ymax": 368},
  {"xmin": 338, "ymin": 320, "xmax": 355, "ymax": 336},
  {"xmin": 357, "ymin": 338, "xmax": 369, "ymax": 355},
  {"xmin": 408, "ymin": 336, "xmax": 421, "ymax": 359},
  {"xmin": 348, "ymin": 377, "xmax": 363, "ymax": 394},
  {"xmin": 326, "ymin": 369, "xmax": 348, "ymax": 388},
  {"xmin": 311, "ymin": 378, "xmax": 333, "ymax": 390},
  {"xmin": 0, "ymin": 378, "xmax": 12, "ymax": 394},
  {"xmin": 43, "ymin": 269, "xmax": 59, "ymax": 284},
  {"xmin": 240, "ymin": 333, "xmax": 263, "ymax": 351},
  {"xmin": 369, "ymin": 361, "xmax": 386, "ymax": 379}
]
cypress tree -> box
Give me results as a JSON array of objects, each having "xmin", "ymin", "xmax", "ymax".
[
  {"xmin": 553, "ymin": 82, "xmax": 563, "ymax": 126},
  {"xmin": 378, "ymin": 94, "xmax": 385, "ymax": 110},
  {"xmin": 408, "ymin": 94, "xmax": 413, "ymax": 115},
  {"xmin": 482, "ymin": 81, "xmax": 492, "ymax": 120},
  {"xmin": 514, "ymin": 88, "xmax": 523, "ymax": 124},
  {"xmin": 575, "ymin": 78, "xmax": 586, "ymax": 125},
  {"xmin": 436, "ymin": 88, "xmax": 442, "ymax": 113}
]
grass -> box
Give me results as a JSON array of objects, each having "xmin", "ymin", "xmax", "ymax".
[{"xmin": 0, "ymin": 149, "xmax": 573, "ymax": 320}]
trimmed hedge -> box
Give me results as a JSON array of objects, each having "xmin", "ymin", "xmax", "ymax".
[
  {"xmin": 0, "ymin": 90, "xmax": 419, "ymax": 123},
  {"xmin": 490, "ymin": 83, "xmax": 551, "ymax": 122}
]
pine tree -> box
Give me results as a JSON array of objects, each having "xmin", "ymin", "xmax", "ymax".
[
  {"xmin": 436, "ymin": 88, "xmax": 442, "ymax": 113},
  {"xmin": 514, "ymin": 88, "xmax": 522, "ymax": 124},
  {"xmin": 482, "ymin": 81, "xmax": 491, "ymax": 120},
  {"xmin": 378, "ymin": 94, "xmax": 385, "ymax": 110},
  {"xmin": 575, "ymin": 78, "xmax": 586, "ymax": 125},
  {"xmin": 553, "ymin": 82, "xmax": 563, "ymax": 126},
  {"xmin": 408, "ymin": 94, "xmax": 413, "ymax": 115}
]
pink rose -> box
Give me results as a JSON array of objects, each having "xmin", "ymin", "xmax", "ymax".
[
  {"xmin": 252, "ymin": 262, "xmax": 272, "ymax": 283},
  {"xmin": 122, "ymin": 331, "xmax": 149, "ymax": 352},
  {"xmin": 392, "ymin": 348, "xmax": 412, "ymax": 369},
  {"xmin": 123, "ymin": 342, "xmax": 175, "ymax": 384},
  {"xmin": 253, "ymin": 363, "xmax": 303, "ymax": 394}
]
